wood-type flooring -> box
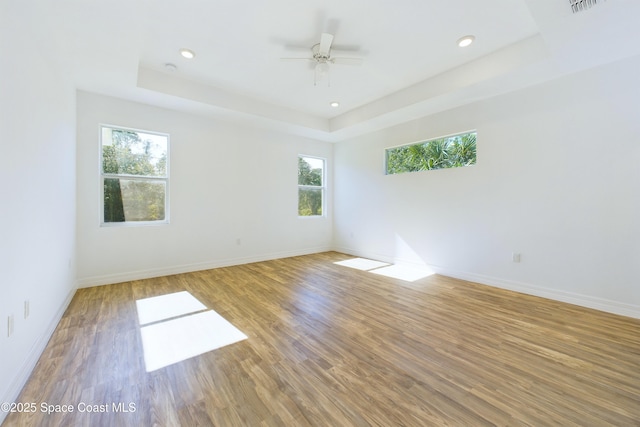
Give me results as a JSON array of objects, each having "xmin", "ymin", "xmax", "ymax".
[{"xmin": 3, "ymin": 252, "xmax": 640, "ymax": 426}]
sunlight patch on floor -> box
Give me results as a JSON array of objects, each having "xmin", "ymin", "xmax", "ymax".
[
  {"xmin": 136, "ymin": 291, "xmax": 207, "ymax": 325},
  {"xmin": 136, "ymin": 292, "xmax": 247, "ymax": 372},
  {"xmin": 333, "ymin": 258, "xmax": 390, "ymax": 271},
  {"xmin": 369, "ymin": 264, "xmax": 434, "ymax": 282},
  {"xmin": 334, "ymin": 257, "xmax": 434, "ymax": 282}
]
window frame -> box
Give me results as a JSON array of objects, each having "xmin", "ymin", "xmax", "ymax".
[
  {"xmin": 384, "ymin": 130, "xmax": 477, "ymax": 175},
  {"xmin": 297, "ymin": 154, "xmax": 326, "ymax": 218},
  {"xmin": 99, "ymin": 124, "xmax": 170, "ymax": 227}
]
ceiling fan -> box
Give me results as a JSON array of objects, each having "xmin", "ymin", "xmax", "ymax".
[{"xmin": 281, "ymin": 33, "xmax": 363, "ymax": 86}]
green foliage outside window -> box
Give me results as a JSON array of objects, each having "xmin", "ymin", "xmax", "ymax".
[
  {"xmin": 298, "ymin": 156, "xmax": 324, "ymax": 216},
  {"xmin": 386, "ymin": 132, "xmax": 476, "ymax": 175},
  {"xmin": 101, "ymin": 127, "xmax": 168, "ymax": 224}
]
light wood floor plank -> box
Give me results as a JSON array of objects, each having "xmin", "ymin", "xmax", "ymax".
[{"xmin": 3, "ymin": 252, "xmax": 639, "ymax": 426}]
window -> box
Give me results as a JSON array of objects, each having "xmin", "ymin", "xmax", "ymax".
[
  {"xmin": 385, "ymin": 131, "xmax": 476, "ymax": 175},
  {"xmin": 298, "ymin": 155, "xmax": 325, "ymax": 217},
  {"xmin": 100, "ymin": 125, "xmax": 169, "ymax": 225}
]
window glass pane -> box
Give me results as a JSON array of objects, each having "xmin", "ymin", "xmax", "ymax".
[
  {"xmin": 102, "ymin": 128, "xmax": 168, "ymax": 177},
  {"xmin": 104, "ymin": 178, "xmax": 166, "ymax": 222},
  {"xmin": 298, "ymin": 156, "xmax": 323, "ymax": 185},
  {"xmin": 298, "ymin": 188, "xmax": 323, "ymax": 216},
  {"xmin": 386, "ymin": 131, "xmax": 476, "ymax": 175}
]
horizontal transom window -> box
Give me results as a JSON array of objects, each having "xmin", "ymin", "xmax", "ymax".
[{"xmin": 386, "ymin": 131, "xmax": 476, "ymax": 175}]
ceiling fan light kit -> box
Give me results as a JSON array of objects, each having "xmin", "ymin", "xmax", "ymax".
[
  {"xmin": 314, "ymin": 61, "xmax": 331, "ymax": 86},
  {"xmin": 281, "ymin": 32, "xmax": 363, "ymax": 86}
]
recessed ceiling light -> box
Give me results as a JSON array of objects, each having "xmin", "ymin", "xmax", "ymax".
[
  {"xmin": 330, "ymin": 101, "xmax": 340, "ymax": 108},
  {"xmin": 457, "ymin": 35, "xmax": 475, "ymax": 48},
  {"xmin": 179, "ymin": 48, "xmax": 195, "ymax": 59}
]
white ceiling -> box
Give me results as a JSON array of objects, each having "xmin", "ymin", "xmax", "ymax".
[{"xmin": 22, "ymin": 0, "xmax": 640, "ymax": 141}]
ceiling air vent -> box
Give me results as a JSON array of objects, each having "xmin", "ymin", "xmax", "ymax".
[{"xmin": 569, "ymin": 0, "xmax": 604, "ymax": 13}]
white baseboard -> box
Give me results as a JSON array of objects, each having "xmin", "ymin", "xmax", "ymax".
[
  {"xmin": 436, "ymin": 268, "xmax": 640, "ymax": 319},
  {"xmin": 76, "ymin": 246, "xmax": 333, "ymax": 288},
  {"xmin": 333, "ymin": 245, "xmax": 640, "ymax": 320},
  {"xmin": 0, "ymin": 287, "xmax": 76, "ymax": 426}
]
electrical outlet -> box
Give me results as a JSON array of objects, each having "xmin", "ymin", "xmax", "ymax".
[
  {"xmin": 24, "ymin": 300, "xmax": 30, "ymax": 319},
  {"xmin": 512, "ymin": 252, "xmax": 521, "ymax": 263},
  {"xmin": 7, "ymin": 314, "xmax": 14, "ymax": 337}
]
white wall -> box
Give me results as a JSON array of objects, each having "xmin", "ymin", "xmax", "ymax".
[
  {"xmin": 0, "ymin": 1, "xmax": 77, "ymax": 420},
  {"xmin": 334, "ymin": 54, "xmax": 640, "ymax": 318},
  {"xmin": 76, "ymin": 92, "xmax": 333, "ymax": 286}
]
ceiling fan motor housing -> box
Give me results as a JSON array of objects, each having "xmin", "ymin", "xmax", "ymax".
[{"xmin": 312, "ymin": 44, "xmax": 332, "ymax": 64}]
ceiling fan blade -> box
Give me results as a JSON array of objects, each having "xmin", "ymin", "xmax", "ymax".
[
  {"xmin": 318, "ymin": 33, "xmax": 334, "ymax": 56},
  {"xmin": 280, "ymin": 57, "xmax": 314, "ymax": 61},
  {"xmin": 331, "ymin": 57, "xmax": 363, "ymax": 65}
]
